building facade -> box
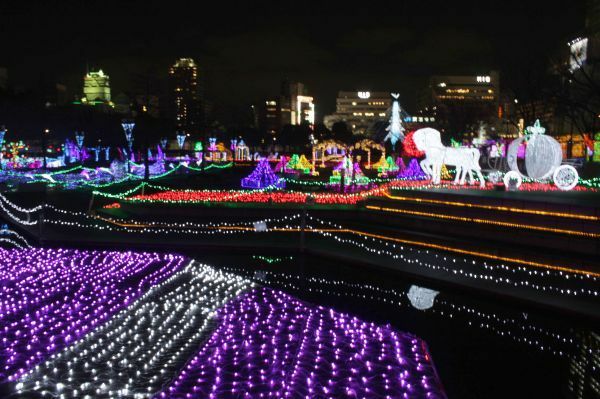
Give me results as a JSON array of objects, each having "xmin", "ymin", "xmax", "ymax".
[
  {"xmin": 260, "ymin": 99, "xmax": 280, "ymax": 136},
  {"xmin": 168, "ymin": 58, "xmax": 200, "ymax": 134},
  {"xmin": 418, "ymin": 71, "xmax": 500, "ymax": 137},
  {"xmin": 83, "ymin": 70, "xmax": 111, "ymax": 103},
  {"xmin": 279, "ymin": 81, "xmax": 315, "ymax": 126},
  {"xmin": 259, "ymin": 81, "xmax": 315, "ymax": 138},
  {"xmin": 324, "ymin": 91, "xmax": 392, "ymax": 135}
]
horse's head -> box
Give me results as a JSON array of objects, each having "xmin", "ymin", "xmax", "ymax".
[{"xmin": 413, "ymin": 128, "xmax": 442, "ymax": 151}]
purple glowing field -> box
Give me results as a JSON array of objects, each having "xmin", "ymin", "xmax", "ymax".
[
  {"xmin": 0, "ymin": 248, "xmax": 186, "ymax": 382},
  {"xmin": 1, "ymin": 248, "xmax": 445, "ymax": 398},
  {"xmin": 159, "ymin": 288, "xmax": 446, "ymax": 399}
]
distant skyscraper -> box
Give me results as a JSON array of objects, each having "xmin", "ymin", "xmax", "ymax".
[
  {"xmin": 259, "ymin": 81, "xmax": 315, "ymax": 138},
  {"xmin": 83, "ymin": 70, "xmax": 111, "ymax": 103},
  {"xmin": 169, "ymin": 58, "xmax": 200, "ymax": 134},
  {"xmin": 280, "ymin": 81, "xmax": 315, "ymax": 126}
]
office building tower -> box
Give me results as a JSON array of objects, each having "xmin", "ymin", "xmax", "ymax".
[{"xmin": 169, "ymin": 58, "xmax": 200, "ymax": 134}]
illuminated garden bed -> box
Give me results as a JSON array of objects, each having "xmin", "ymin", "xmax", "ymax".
[
  {"xmin": 109, "ymin": 177, "xmax": 598, "ymax": 210},
  {"xmin": 4, "ymin": 249, "xmax": 446, "ymax": 399},
  {"xmin": 0, "ymin": 248, "xmax": 187, "ymax": 383}
]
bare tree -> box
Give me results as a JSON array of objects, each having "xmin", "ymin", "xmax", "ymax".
[{"xmin": 551, "ymin": 40, "xmax": 600, "ymax": 139}]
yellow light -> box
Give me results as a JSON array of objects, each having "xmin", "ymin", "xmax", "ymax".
[
  {"xmin": 365, "ymin": 205, "xmax": 600, "ymax": 238},
  {"xmin": 384, "ymin": 192, "xmax": 600, "ymax": 221},
  {"xmin": 96, "ymin": 215, "xmax": 599, "ymax": 277}
]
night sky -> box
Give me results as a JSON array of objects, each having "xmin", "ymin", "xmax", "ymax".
[{"xmin": 1, "ymin": 1, "xmax": 587, "ymax": 119}]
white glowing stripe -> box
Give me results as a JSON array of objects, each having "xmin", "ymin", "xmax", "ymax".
[
  {"xmin": 0, "ymin": 193, "xmax": 44, "ymax": 213},
  {"xmin": 0, "ymin": 198, "xmax": 39, "ymax": 225},
  {"xmin": 17, "ymin": 261, "xmax": 254, "ymax": 399},
  {"xmin": 45, "ymin": 204, "xmax": 302, "ymax": 228},
  {"xmin": 305, "ymin": 227, "xmax": 598, "ymax": 298},
  {"xmin": 217, "ymin": 265, "xmax": 575, "ymax": 358},
  {"xmin": 19, "ymin": 206, "xmax": 598, "ymax": 296},
  {"xmin": 0, "ymin": 229, "xmax": 33, "ymax": 248}
]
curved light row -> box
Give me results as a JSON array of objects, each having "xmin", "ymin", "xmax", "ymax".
[
  {"xmin": 37, "ymin": 207, "xmax": 599, "ymax": 297},
  {"xmin": 220, "ymin": 265, "xmax": 579, "ymax": 358}
]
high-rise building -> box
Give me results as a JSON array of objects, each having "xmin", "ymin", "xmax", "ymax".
[
  {"xmin": 169, "ymin": 58, "xmax": 200, "ymax": 134},
  {"xmin": 260, "ymin": 99, "xmax": 280, "ymax": 136},
  {"xmin": 280, "ymin": 81, "xmax": 315, "ymax": 126},
  {"xmin": 259, "ymin": 81, "xmax": 315, "ymax": 137},
  {"xmin": 83, "ymin": 70, "xmax": 111, "ymax": 103},
  {"xmin": 324, "ymin": 91, "xmax": 392, "ymax": 135},
  {"xmin": 418, "ymin": 71, "xmax": 500, "ymax": 136}
]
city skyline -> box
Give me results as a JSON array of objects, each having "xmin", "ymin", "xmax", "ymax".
[{"xmin": 0, "ymin": 1, "xmax": 587, "ymax": 116}]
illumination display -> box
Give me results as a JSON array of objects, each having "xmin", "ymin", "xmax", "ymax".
[
  {"xmin": 506, "ymin": 120, "xmax": 579, "ymax": 190},
  {"xmin": 158, "ymin": 287, "xmax": 446, "ymax": 399},
  {"xmin": 384, "ymin": 93, "xmax": 405, "ymax": 148},
  {"xmin": 397, "ymin": 158, "xmax": 427, "ymax": 180},
  {"xmin": 569, "ymin": 37, "xmax": 588, "ymax": 71},
  {"xmin": 413, "ymin": 128, "xmax": 485, "ymax": 187},
  {"xmin": 285, "ymin": 154, "xmax": 312, "ymax": 174},
  {"xmin": 124, "ymin": 183, "xmax": 397, "ymax": 205},
  {"xmin": 0, "ymin": 248, "xmax": 186, "ymax": 383},
  {"xmin": 241, "ymin": 158, "xmax": 285, "ymax": 189},
  {"xmin": 16, "ymin": 261, "xmax": 254, "ymax": 398},
  {"xmin": 222, "ymin": 265, "xmax": 581, "ymax": 359},
  {"xmin": 5, "ymin": 250, "xmax": 447, "ymax": 399},
  {"xmin": 0, "ymin": 161, "xmax": 234, "ymax": 190},
  {"xmin": 407, "ymin": 285, "xmax": 440, "ymax": 310},
  {"xmin": 121, "ymin": 122, "xmax": 135, "ymax": 149},
  {"xmin": 176, "ymin": 131, "xmax": 186, "ymax": 149}
]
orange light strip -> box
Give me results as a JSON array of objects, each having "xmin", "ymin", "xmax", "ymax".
[
  {"xmin": 96, "ymin": 215, "xmax": 598, "ymax": 277},
  {"xmin": 383, "ymin": 191, "xmax": 600, "ymax": 221},
  {"xmin": 365, "ymin": 205, "xmax": 600, "ymax": 238}
]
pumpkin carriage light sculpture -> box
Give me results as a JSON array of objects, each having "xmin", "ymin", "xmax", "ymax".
[{"xmin": 505, "ymin": 120, "xmax": 579, "ymax": 191}]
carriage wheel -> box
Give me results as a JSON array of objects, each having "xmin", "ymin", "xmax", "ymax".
[
  {"xmin": 553, "ymin": 165, "xmax": 579, "ymax": 191},
  {"xmin": 503, "ymin": 171, "xmax": 522, "ymax": 190}
]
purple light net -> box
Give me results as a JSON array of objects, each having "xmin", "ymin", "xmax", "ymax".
[
  {"xmin": 398, "ymin": 158, "xmax": 427, "ymax": 180},
  {"xmin": 396, "ymin": 157, "xmax": 407, "ymax": 172},
  {"xmin": 158, "ymin": 288, "xmax": 446, "ymax": 399},
  {"xmin": 241, "ymin": 158, "xmax": 285, "ymax": 189},
  {"xmin": 0, "ymin": 248, "xmax": 186, "ymax": 382}
]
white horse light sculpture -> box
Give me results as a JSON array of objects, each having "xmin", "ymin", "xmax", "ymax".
[{"xmin": 412, "ymin": 128, "xmax": 485, "ymax": 187}]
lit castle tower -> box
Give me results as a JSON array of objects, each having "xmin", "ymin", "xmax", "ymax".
[{"xmin": 83, "ymin": 69, "xmax": 111, "ymax": 104}]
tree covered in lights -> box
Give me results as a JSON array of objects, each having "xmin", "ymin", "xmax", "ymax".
[
  {"xmin": 241, "ymin": 158, "xmax": 285, "ymax": 189},
  {"xmin": 285, "ymin": 154, "xmax": 311, "ymax": 174},
  {"xmin": 384, "ymin": 93, "xmax": 405, "ymax": 150}
]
